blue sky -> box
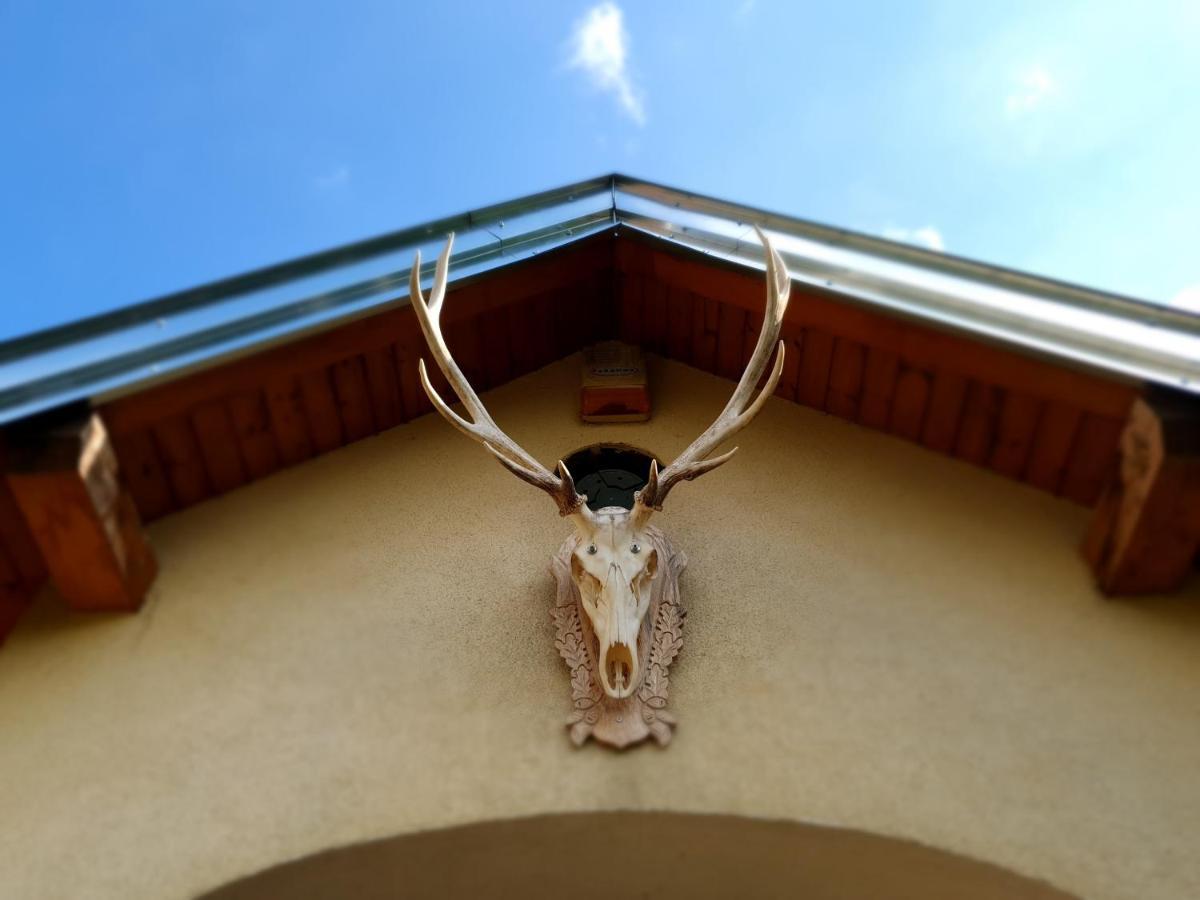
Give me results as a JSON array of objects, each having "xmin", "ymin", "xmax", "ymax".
[{"xmin": 2, "ymin": 0, "xmax": 1198, "ymax": 340}]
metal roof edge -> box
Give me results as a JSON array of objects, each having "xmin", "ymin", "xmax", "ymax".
[{"xmin": 1, "ymin": 173, "xmax": 1197, "ymax": 428}]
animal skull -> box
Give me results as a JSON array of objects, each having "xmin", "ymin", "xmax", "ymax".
[
  {"xmin": 408, "ymin": 229, "xmax": 791, "ymax": 704},
  {"xmin": 570, "ymin": 505, "xmax": 658, "ymax": 698}
]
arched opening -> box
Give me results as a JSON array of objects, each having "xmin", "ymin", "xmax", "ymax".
[
  {"xmin": 200, "ymin": 812, "xmax": 1077, "ymax": 900},
  {"xmin": 561, "ymin": 443, "xmax": 659, "ymax": 511}
]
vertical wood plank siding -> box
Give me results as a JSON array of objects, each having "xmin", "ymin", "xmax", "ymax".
[
  {"xmin": 96, "ymin": 236, "xmax": 616, "ymax": 523},
  {"xmin": 614, "ymin": 233, "xmax": 1137, "ymax": 506}
]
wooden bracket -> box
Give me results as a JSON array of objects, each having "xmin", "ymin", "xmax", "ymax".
[
  {"xmin": 5, "ymin": 411, "xmax": 156, "ymax": 611},
  {"xmin": 1083, "ymin": 389, "xmax": 1200, "ymax": 594}
]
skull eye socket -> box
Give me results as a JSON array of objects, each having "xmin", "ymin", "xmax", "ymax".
[
  {"xmin": 586, "ymin": 544, "xmax": 597, "ymax": 556},
  {"xmin": 630, "ymin": 543, "xmax": 641, "ymax": 554}
]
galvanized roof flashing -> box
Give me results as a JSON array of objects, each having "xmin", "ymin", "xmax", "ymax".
[{"xmin": 1, "ymin": 174, "xmax": 1196, "ymax": 425}]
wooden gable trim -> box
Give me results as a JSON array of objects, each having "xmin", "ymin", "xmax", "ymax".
[{"xmin": 613, "ymin": 232, "xmax": 1138, "ymax": 506}]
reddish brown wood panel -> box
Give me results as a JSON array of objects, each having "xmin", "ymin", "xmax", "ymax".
[
  {"xmin": 6, "ymin": 416, "xmax": 156, "ymax": 612},
  {"xmin": 362, "ymin": 347, "xmax": 404, "ymax": 431},
  {"xmin": 0, "ymin": 477, "xmax": 46, "ymax": 587},
  {"xmin": 227, "ymin": 392, "xmax": 281, "ymax": 480},
  {"xmin": 0, "ymin": 546, "xmax": 32, "ymax": 641},
  {"xmin": 889, "ymin": 368, "xmax": 930, "ymax": 442},
  {"xmin": 741, "ymin": 308, "xmax": 764, "ymax": 373},
  {"xmin": 643, "ymin": 279, "xmax": 669, "ymax": 356},
  {"xmin": 529, "ymin": 292, "xmax": 558, "ymax": 372},
  {"xmin": 1025, "ymin": 402, "xmax": 1082, "ymax": 494},
  {"xmin": 921, "ymin": 371, "xmax": 968, "ymax": 454},
  {"xmin": 715, "ymin": 302, "xmax": 747, "ymax": 381},
  {"xmin": 667, "ymin": 287, "xmax": 694, "ymax": 365},
  {"xmin": 1061, "ymin": 414, "xmax": 1125, "ymax": 505},
  {"xmin": 107, "ymin": 429, "xmax": 175, "ymax": 521},
  {"xmin": 152, "ymin": 417, "xmax": 211, "ymax": 506},
  {"xmin": 394, "ymin": 332, "xmax": 431, "ymax": 419},
  {"xmin": 954, "ymin": 382, "xmax": 1002, "ymax": 466},
  {"xmin": 477, "ymin": 306, "xmax": 512, "ymax": 391},
  {"xmin": 299, "ymin": 368, "xmax": 344, "ymax": 454},
  {"xmin": 798, "ymin": 329, "xmax": 835, "ymax": 410},
  {"xmin": 628, "ymin": 236, "xmax": 1136, "ymax": 420},
  {"xmin": 1082, "ymin": 394, "xmax": 1200, "ymax": 593},
  {"xmin": 859, "ymin": 348, "xmax": 899, "ymax": 431},
  {"xmin": 264, "ymin": 377, "xmax": 315, "ymax": 467},
  {"xmin": 618, "ymin": 273, "xmax": 644, "ymax": 347},
  {"xmin": 190, "ymin": 402, "xmax": 248, "ymax": 494},
  {"xmin": 691, "ymin": 296, "xmax": 719, "ymax": 375},
  {"xmin": 506, "ymin": 298, "xmax": 541, "ymax": 378},
  {"xmin": 331, "ymin": 356, "xmax": 376, "ymax": 442},
  {"xmin": 826, "ymin": 338, "xmax": 865, "ymax": 420},
  {"xmin": 990, "ymin": 392, "xmax": 1042, "ymax": 478},
  {"xmin": 774, "ymin": 324, "xmax": 803, "ymax": 403}
]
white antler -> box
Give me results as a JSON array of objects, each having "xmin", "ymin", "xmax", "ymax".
[
  {"xmin": 634, "ymin": 226, "xmax": 791, "ymax": 518},
  {"xmin": 409, "ymin": 234, "xmax": 594, "ymax": 520}
]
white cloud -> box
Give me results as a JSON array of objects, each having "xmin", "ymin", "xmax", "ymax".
[
  {"xmin": 1005, "ymin": 65, "xmax": 1054, "ymax": 117},
  {"xmin": 1170, "ymin": 285, "xmax": 1200, "ymax": 313},
  {"xmin": 314, "ymin": 165, "xmax": 350, "ymax": 190},
  {"xmin": 882, "ymin": 225, "xmax": 945, "ymax": 252},
  {"xmin": 568, "ymin": 3, "xmax": 645, "ymax": 125},
  {"xmin": 736, "ymin": 0, "xmax": 757, "ymax": 16}
]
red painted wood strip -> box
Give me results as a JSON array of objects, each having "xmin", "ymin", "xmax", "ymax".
[
  {"xmin": 954, "ymin": 382, "xmax": 1002, "ymax": 465},
  {"xmin": 633, "ymin": 239, "xmax": 1135, "ymax": 419},
  {"xmin": 667, "ymin": 286, "xmax": 694, "ymax": 364},
  {"xmin": 444, "ymin": 315, "xmax": 486, "ymax": 392},
  {"xmin": 0, "ymin": 543, "xmax": 33, "ymax": 642},
  {"xmin": 190, "ymin": 401, "xmax": 248, "ymax": 493},
  {"xmin": 393, "ymin": 332, "xmax": 430, "ymax": 418},
  {"xmin": 583, "ymin": 270, "xmax": 613, "ymax": 344},
  {"xmin": 859, "ymin": 348, "xmax": 899, "ymax": 430},
  {"xmin": 741, "ymin": 308, "xmax": 765, "ymax": 374},
  {"xmin": 0, "ymin": 477, "xmax": 46, "ymax": 587},
  {"xmin": 889, "ymin": 368, "xmax": 930, "ymax": 441},
  {"xmin": 775, "ymin": 324, "xmax": 803, "ymax": 402},
  {"xmin": 990, "ymin": 392, "xmax": 1042, "ymax": 478},
  {"xmin": 299, "ymin": 369, "xmax": 345, "ymax": 454},
  {"xmin": 1060, "ymin": 413, "xmax": 1124, "ymax": 505},
  {"xmin": 108, "ymin": 429, "xmax": 175, "ymax": 520},
  {"xmin": 361, "ymin": 347, "xmax": 404, "ymax": 432},
  {"xmin": 478, "ymin": 306, "xmax": 512, "ymax": 391},
  {"xmin": 331, "ymin": 356, "xmax": 376, "ymax": 442},
  {"xmin": 529, "ymin": 291, "xmax": 557, "ymax": 370},
  {"xmin": 644, "ymin": 279, "xmax": 669, "ymax": 355},
  {"xmin": 715, "ymin": 302, "xmax": 747, "ymax": 380},
  {"xmin": 264, "ymin": 377, "xmax": 315, "ymax": 465},
  {"xmin": 826, "ymin": 338, "xmax": 865, "ymax": 420},
  {"xmin": 506, "ymin": 297, "xmax": 540, "ymax": 377},
  {"xmin": 619, "ymin": 273, "xmax": 644, "ymax": 346},
  {"xmin": 1025, "ymin": 401, "xmax": 1082, "ymax": 494},
  {"xmin": 227, "ymin": 391, "xmax": 281, "ymax": 480},
  {"xmin": 798, "ymin": 329, "xmax": 835, "ymax": 410},
  {"xmin": 152, "ymin": 416, "xmax": 212, "ymax": 506},
  {"xmin": 691, "ymin": 295, "xmax": 719, "ymax": 374},
  {"xmin": 921, "ymin": 370, "xmax": 968, "ymax": 453},
  {"xmin": 552, "ymin": 281, "xmax": 586, "ymax": 361}
]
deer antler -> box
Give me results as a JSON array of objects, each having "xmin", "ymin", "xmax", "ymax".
[
  {"xmin": 634, "ymin": 227, "xmax": 791, "ymax": 519},
  {"xmin": 409, "ymin": 234, "xmax": 594, "ymax": 521}
]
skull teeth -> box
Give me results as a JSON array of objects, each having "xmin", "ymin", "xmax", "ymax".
[{"xmin": 604, "ymin": 643, "xmax": 635, "ymax": 695}]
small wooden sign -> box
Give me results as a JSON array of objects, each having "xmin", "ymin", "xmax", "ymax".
[{"xmin": 580, "ymin": 342, "xmax": 650, "ymax": 423}]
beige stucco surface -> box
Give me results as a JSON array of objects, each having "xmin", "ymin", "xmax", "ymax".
[{"xmin": 1, "ymin": 355, "xmax": 1197, "ymax": 899}]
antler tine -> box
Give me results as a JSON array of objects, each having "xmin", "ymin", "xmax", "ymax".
[
  {"xmin": 409, "ymin": 234, "xmax": 593, "ymax": 521},
  {"xmin": 635, "ymin": 227, "xmax": 792, "ymax": 513}
]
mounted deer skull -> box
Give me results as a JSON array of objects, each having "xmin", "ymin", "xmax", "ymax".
[{"xmin": 409, "ymin": 229, "xmax": 791, "ymax": 747}]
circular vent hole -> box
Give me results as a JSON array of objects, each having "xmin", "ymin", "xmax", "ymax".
[{"xmin": 562, "ymin": 443, "xmax": 659, "ymax": 511}]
